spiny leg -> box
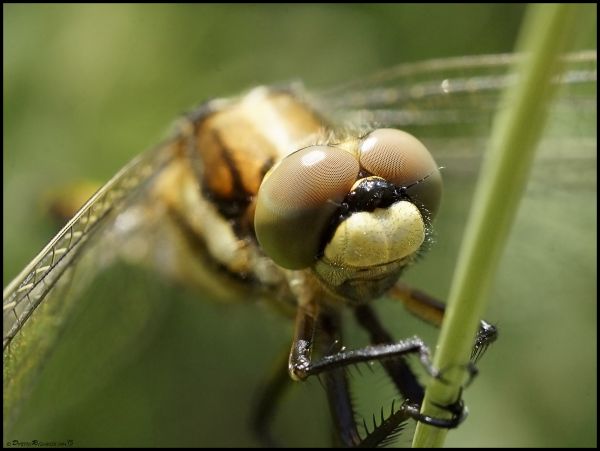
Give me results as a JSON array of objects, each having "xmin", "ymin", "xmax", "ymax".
[
  {"xmin": 288, "ymin": 301, "xmax": 457, "ymax": 430},
  {"xmin": 324, "ymin": 368, "xmax": 361, "ymax": 447},
  {"xmin": 288, "ymin": 300, "xmax": 438, "ymax": 383},
  {"xmin": 318, "ymin": 312, "xmax": 362, "ymax": 447},
  {"xmin": 250, "ymin": 309, "xmax": 371, "ymax": 448},
  {"xmin": 318, "ymin": 310, "xmax": 414, "ymax": 447},
  {"xmin": 352, "ymin": 281, "xmax": 499, "ymax": 427},
  {"xmin": 287, "ymin": 288, "xmax": 496, "ymax": 432},
  {"xmin": 354, "ymin": 304, "xmax": 467, "ymax": 429},
  {"xmin": 353, "ymin": 304, "xmax": 424, "ymax": 404},
  {"xmin": 323, "ymin": 365, "xmax": 415, "ymax": 447}
]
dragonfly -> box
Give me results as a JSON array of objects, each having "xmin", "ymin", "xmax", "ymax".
[{"xmin": 3, "ymin": 51, "xmax": 597, "ymax": 447}]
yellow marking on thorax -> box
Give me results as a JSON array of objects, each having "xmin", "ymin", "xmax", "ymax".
[{"xmin": 239, "ymin": 87, "xmax": 324, "ymax": 160}]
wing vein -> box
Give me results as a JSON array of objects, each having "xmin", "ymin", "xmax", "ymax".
[{"xmin": 2, "ymin": 137, "xmax": 181, "ymax": 349}]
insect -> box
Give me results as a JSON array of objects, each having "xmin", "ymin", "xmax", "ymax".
[{"xmin": 3, "ymin": 52, "xmax": 596, "ymax": 447}]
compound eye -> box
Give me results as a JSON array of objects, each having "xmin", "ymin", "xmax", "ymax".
[
  {"xmin": 358, "ymin": 128, "xmax": 442, "ymax": 218},
  {"xmin": 254, "ymin": 145, "xmax": 359, "ymax": 269}
]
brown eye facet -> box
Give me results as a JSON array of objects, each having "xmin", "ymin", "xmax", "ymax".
[
  {"xmin": 254, "ymin": 146, "xmax": 359, "ymax": 269},
  {"xmin": 359, "ymin": 128, "xmax": 442, "ymax": 218}
]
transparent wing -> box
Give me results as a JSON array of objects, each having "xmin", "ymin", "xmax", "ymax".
[
  {"xmin": 3, "ymin": 138, "xmax": 180, "ymax": 349},
  {"xmin": 3, "ymin": 135, "xmax": 183, "ymax": 429},
  {"xmin": 316, "ymin": 51, "xmax": 596, "ymax": 131}
]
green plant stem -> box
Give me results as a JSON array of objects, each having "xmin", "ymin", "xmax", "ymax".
[{"xmin": 411, "ymin": 4, "xmax": 584, "ymax": 447}]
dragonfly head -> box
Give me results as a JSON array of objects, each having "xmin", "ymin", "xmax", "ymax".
[{"xmin": 254, "ymin": 128, "xmax": 442, "ymax": 303}]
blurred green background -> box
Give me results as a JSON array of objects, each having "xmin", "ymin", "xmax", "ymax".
[{"xmin": 3, "ymin": 4, "xmax": 596, "ymax": 447}]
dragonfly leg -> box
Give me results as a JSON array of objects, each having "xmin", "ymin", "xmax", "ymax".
[
  {"xmin": 289, "ymin": 303, "xmax": 462, "ymax": 427},
  {"xmin": 287, "ymin": 288, "xmax": 496, "ymax": 431},
  {"xmin": 318, "ymin": 312, "xmax": 362, "ymax": 447},
  {"xmin": 323, "ymin": 368, "xmax": 362, "ymax": 447},
  {"xmin": 354, "ymin": 304, "xmax": 467, "ymax": 429},
  {"xmin": 250, "ymin": 348, "xmax": 292, "ymax": 447},
  {"xmin": 354, "ymin": 304, "xmax": 424, "ymax": 404},
  {"xmin": 288, "ymin": 301, "xmax": 439, "ymax": 384},
  {"xmin": 323, "ymin": 366, "xmax": 422, "ymax": 447},
  {"xmin": 251, "ymin": 310, "xmax": 367, "ymax": 448},
  {"xmin": 319, "ymin": 310, "xmax": 416, "ymax": 447},
  {"xmin": 390, "ymin": 282, "xmax": 498, "ymax": 364}
]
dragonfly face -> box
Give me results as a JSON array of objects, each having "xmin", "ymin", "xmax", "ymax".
[
  {"xmin": 3, "ymin": 52, "xmax": 596, "ymax": 447},
  {"xmin": 255, "ymin": 126, "xmax": 441, "ymax": 304}
]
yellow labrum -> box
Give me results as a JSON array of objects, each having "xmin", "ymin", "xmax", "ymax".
[{"xmin": 324, "ymin": 200, "xmax": 425, "ymax": 268}]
